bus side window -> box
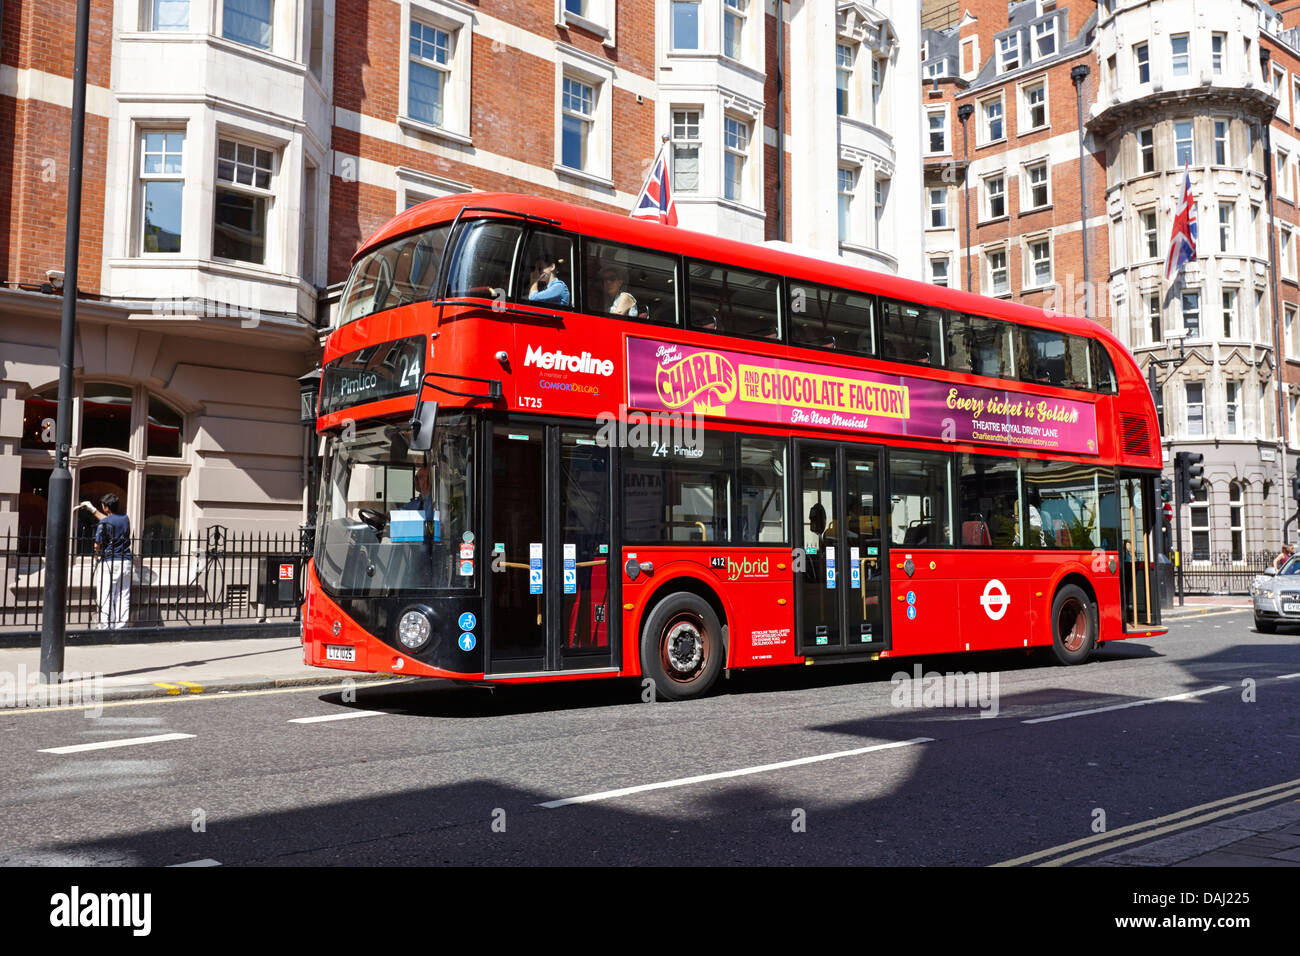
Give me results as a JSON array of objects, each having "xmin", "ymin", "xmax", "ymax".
[
  {"xmin": 881, "ymin": 300, "xmax": 945, "ymax": 367},
  {"xmin": 687, "ymin": 261, "xmax": 781, "ymax": 339},
  {"xmin": 1092, "ymin": 341, "xmax": 1118, "ymax": 393},
  {"xmin": 515, "ymin": 231, "xmax": 576, "ymax": 308},
  {"xmin": 789, "ymin": 283, "xmax": 875, "ymax": 355},
  {"xmin": 888, "ymin": 451, "xmax": 954, "ymax": 547},
  {"xmin": 582, "ymin": 239, "xmax": 679, "ymax": 324},
  {"xmin": 945, "ymin": 313, "xmax": 1011, "ymax": 379}
]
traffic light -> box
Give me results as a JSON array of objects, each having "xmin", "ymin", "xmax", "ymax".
[
  {"xmin": 1174, "ymin": 451, "xmax": 1206, "ymax": 503},
  {"xmin": 1185, "ymin": 453, "xmax": 1205, "ymax": 497},
  {"xmin": 1160, "ymin": 476, "xmax": 1174, "ymax": 524},
  {"xmin": 1293, "ymin": 459, "xmax": 1300, "ymax": 504}
]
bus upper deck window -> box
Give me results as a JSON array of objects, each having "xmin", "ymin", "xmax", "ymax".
[
  {"xmin": 945, "ymin": 313, "xmax": 1011, "ymax": 379},
  {"xmin": 1093, "ymin": 342, "xmax": 1118, "ymax": 393},
  {"xmin": 789, "ymin": 283, "xmax": 875, "ymax": 355},
  {"xmin": 881, "ymin": 300, "xmax": 945, "ymax": 367},
  {"xmin": 516, "ymin": 231, "xmax": 575, "ymax": 308},
  {"xmin": 337, "ymin": 224, "xmax": 450, "ymax": 326},
  {"xmin": 583, "ymin": 240, "xmax": 678, "ymax": 324},
  {"xmin": 687, "ymin": 261, "xmax": 780, "ymax": 339},
  {"xmin": 444, "ymin": 220, "xmax": 523, "ymax": 300}
]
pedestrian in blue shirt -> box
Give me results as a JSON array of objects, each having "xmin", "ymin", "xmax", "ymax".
[
  {"xmin": 83, "ymin": 494, "xmax": 132, "ymax": 629},
  {"xmin": 527, "ymin": 253, "xmax": 570, "ymax": 306}
]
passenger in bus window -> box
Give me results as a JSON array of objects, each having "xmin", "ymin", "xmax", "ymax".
[
  {"xmin": 527, "ymin": 253, "xmax": 570, "ymax": 305},
  {"xmin": 598, "ymin": 267, "xmax": 638, "ymax": 316}
]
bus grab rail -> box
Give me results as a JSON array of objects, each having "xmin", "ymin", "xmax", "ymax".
[{"xmin": 430, "ymin": 296, "xmax": 565, "ymax": 322}]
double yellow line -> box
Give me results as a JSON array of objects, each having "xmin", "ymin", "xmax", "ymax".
[
  {"xmin": 994, "ymin": 777, "xmax": 1300, "ymax": 866},
  {"xmin": 152, "ymin": 681, "xmax": 204, "ymax": 696}
]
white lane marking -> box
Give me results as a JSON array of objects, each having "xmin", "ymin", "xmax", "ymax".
[
  {"xmin": 1022, "ymin": 686, "xmax": 1228, "ymax": 724},
  {"xmin": 39, "ymin": 732, "xmax": 196, "ymax": 754},
  {"xmin": 288, "ymin": 710, "xmax": 387, "ymax": 724},
  {"xmin": 169, "ymin": 859, "xmax": 221, "ymax": 867},
  {"xmin": 538, "ymin": 737, "xmax": 933, "ymax": 809},
  {"xmin": 1280, "ymin": 673, "xmax": 1300, "ymax": 680}
]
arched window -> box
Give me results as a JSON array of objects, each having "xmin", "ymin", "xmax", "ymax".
[
  {"xmin": 18, "ymin": 381, "xmax": 188, "ymax": 556},
  {"xmin": 1229, "ymin": 482, "xmax": 1245, "ymax": 563}
]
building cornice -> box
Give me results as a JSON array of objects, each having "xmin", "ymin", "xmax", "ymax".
[{"xmin": 1087, "ymin": 86, "xmax": 1280, "ymax": 139}]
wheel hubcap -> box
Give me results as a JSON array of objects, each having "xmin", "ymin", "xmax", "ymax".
[
  {"xmin": 1058, "ymin": 598, "xmax": 1087, "ymax": 652},
  {"xmin": 663, "ymin": 618, "xmax": 705, "ymax": 676}
]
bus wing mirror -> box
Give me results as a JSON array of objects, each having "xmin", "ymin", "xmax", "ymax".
[{"xmin": 409, "ymin": 399, "xmax": 438, "ymax": 452}]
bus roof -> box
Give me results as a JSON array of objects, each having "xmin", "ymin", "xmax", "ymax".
[{"xmin": 358, "ymin": 191, "xmax": 1125, "ymax": 352}]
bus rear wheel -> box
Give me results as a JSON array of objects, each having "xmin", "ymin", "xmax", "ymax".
[
  {"xmin": 1049, "ymin": 584, "xmax": 1097, "ymax": 665},
  {"xmin": 640, "ymin": 592, "xmax": 724, "ymax": 701}
]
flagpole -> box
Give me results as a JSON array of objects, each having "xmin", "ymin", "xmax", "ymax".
[{"xmin": 662, "ymin": 133, "xmax": 671, "ymax": 223}]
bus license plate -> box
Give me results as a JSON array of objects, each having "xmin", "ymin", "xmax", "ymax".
[
  {"xmin": 326, "ymin": 644, "xmax": 356, "ymax": 662},
  {"xmin": 1285, "ymin": 603, "xmax": 1300, "ymax": 613}
]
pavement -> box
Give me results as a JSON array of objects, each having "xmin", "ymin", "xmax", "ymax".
[{"xmin": 3, "ymin": 595, "xmax": 1295, "ymax": 868}]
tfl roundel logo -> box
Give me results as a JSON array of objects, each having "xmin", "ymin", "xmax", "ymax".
[{"xmin": 980, "ymin": 579, "xmax": 1011, "ymax": 621}]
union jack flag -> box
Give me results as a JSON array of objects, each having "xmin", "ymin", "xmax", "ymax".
[
  {"xmin": 1165, "ymin": 167, "xmax": 1198, "ymax": 281},
  {"xmin": 631, "ymin": 145, "xmax": 677, "ymax": 226}
]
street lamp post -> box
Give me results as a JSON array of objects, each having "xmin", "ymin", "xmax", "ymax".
[
  {"xmin": 1071, "ymin": 64, "xmax": 1091, "ymax": 319},
  {"xmin": 39, "ymin": 0, "xmax": 92, "ymax": 681},
  {"xmin": 957, "ymin": 103, "xmax": 974, "ymax": 290}
]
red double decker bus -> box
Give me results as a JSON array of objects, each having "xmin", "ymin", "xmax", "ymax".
[{"xmin": 302, "ymin": 193, "xmax": 1166, "ymax": 700}]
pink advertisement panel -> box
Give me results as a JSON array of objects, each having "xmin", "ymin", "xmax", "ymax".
[{"xmin": 626, "ymin": 337, "xmax": 1099, "ymax": 455}]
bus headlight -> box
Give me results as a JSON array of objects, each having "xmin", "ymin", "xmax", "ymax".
[{"xmin": 397, "ymin": 607, "xmax": 433, "ymax": 651}]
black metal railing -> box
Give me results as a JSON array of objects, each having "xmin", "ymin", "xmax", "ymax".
[
  {"xmin": 1, "ymin": 530, "xmax": 303, "ymax": 630},
  {"xmin": 1179, "ymin": 550, "xmax": 1274, "ymax": 595}
]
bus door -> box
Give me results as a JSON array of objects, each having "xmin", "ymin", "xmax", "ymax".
[
  {"xmin": 1119, "ymin": 473, "xmax": 1162, "ymax": 628},
  {"xmin": 486, "ymin": 422, "xmax": 617, "ymax": 675},
  {"xmin": 794, "ymin": 442, "xmax": 889, "ymax": 656}
]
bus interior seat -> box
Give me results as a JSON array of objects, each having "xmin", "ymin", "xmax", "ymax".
[
  {"xmin": 961, "ymin": 520, "xmax": 992, "ymax": 546},
  {"xmin": 903, "ymin": 523, "xmax": 934, "ymax": 545}
]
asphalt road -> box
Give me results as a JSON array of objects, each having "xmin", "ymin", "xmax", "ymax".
[{"xmin": 2, "ymin": 608, "xmax": 1297, "ymax": 867}]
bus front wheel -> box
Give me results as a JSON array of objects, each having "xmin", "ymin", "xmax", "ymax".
[
  {"xmin": 1049, "ymin": 584, "xmax": 1097, "ymax": 665},
  {"xmin": 640, "ymin": 592, "xmax": 724, "ymax": 701}
]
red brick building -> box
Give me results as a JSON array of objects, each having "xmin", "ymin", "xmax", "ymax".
[{"xmin": 2, "ymin": 0, "xmax": 928, "ymax": 551}]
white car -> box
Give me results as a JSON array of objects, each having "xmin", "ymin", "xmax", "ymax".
[{"xmin": 1250, "ymin": 556, "xmax": 1300, "ymax": 632}]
